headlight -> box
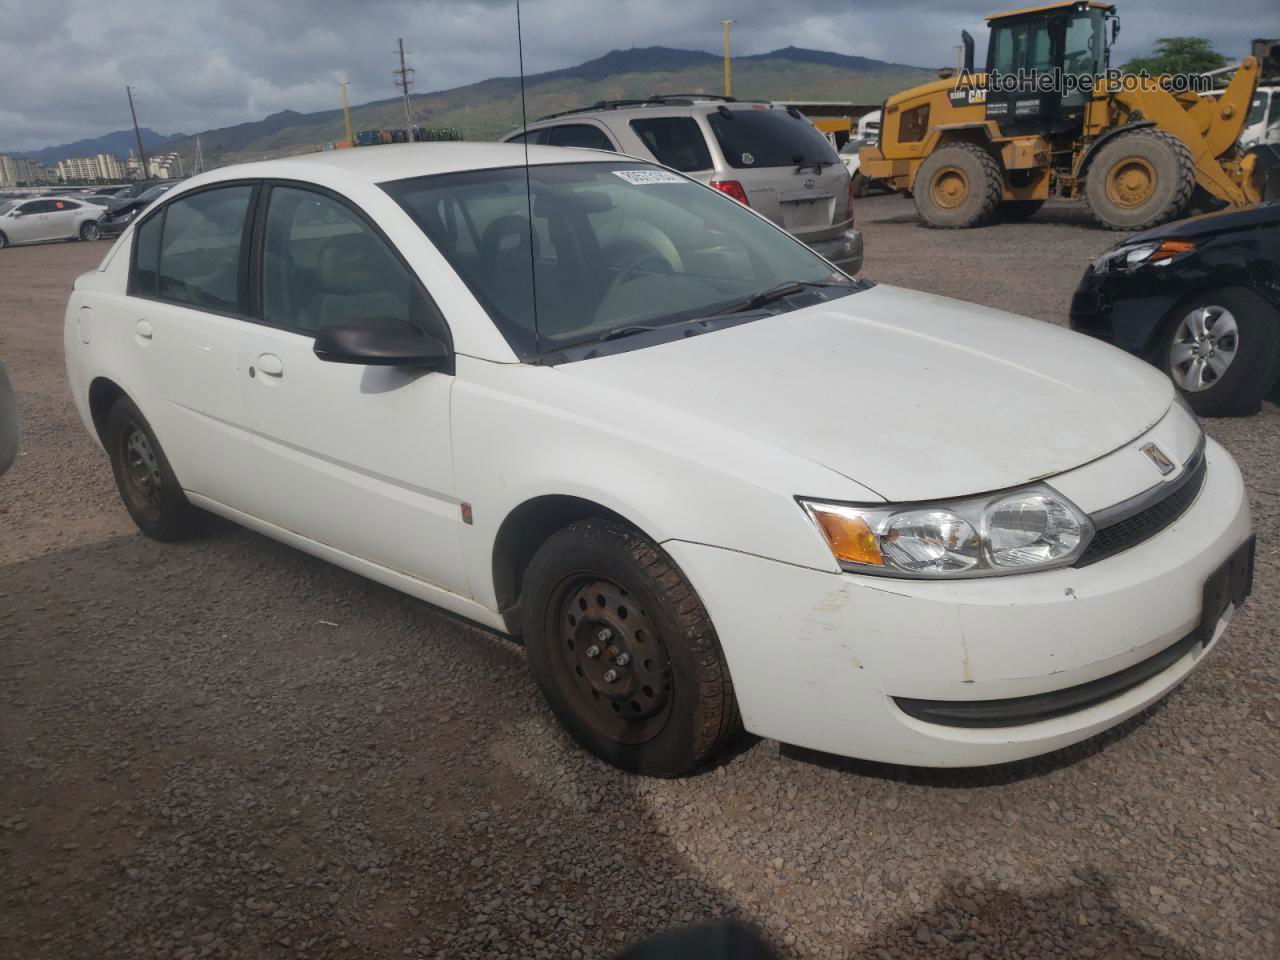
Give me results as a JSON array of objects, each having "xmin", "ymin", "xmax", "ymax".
[
  {"xmin": 1096, "ymin": 238, "xmax": 1195, "ymax": 273},
  {"xmin": 799, "ymin": 485, "xmax": 1093, "ymax": 578}
]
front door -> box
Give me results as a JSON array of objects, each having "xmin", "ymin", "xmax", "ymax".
[
  {"xmin": 237, "ymin": 183, "xmax": 466, "ymax": 596},
  {"xmin": 10, "ymin": 200, "xmax": 55, "ymax": 242}
]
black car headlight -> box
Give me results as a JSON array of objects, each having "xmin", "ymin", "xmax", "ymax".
[{"xmin": 1095, "ymin": 238, "xmax": 1195, "ymax": 273}]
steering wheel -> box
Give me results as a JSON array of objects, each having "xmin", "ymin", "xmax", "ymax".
[{"xmin": 603, "ymin": 244, "xmax": 674, "ymax": 298}]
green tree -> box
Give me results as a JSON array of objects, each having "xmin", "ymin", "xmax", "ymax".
[{"xmin": 1122, "ymin": 37, "xmax": 1229, "ymax": 75}]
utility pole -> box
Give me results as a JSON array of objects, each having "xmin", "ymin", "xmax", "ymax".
[
  {"xmin": 340, "ymin": 80, "xmax": 355, "ymax": 144},
  {"xmin": 722, "ymin": 20, "xmax": 735, "ymax": 97},
  {"xmin": 394, "ymin": 39, "xmax": 415, "ymax": 136},
  {"xmin": 196, "ymin": 135, "xmax": 204, "ymax": 175},
  {"xmin": 126, "ymin": 85, "xmax": 148, "ymax": 179}
]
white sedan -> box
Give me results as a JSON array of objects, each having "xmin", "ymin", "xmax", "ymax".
[
  {"xmin": 63, "ymin": 144, "xmax": 1254, "ymax": 776},
  {"xmin": 0, "ymin": 196, "xmax": 103, "ymax": 247}
]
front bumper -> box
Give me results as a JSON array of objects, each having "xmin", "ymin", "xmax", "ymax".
[
  {"xmin": 809, "ymin": 228, "xmax": 863, "ymax": 275},
  {"xmin": 666, "ymin": 438, "xmax": 1251, "ymax": 767},
  {"xmin": 1069, "ymin": 264, "xmax": 1181, "ymax": 357}
]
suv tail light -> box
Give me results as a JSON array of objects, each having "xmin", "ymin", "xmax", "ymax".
[{"xmin": 710, "ymin": 180, "xmax": 750, "ymax": 206}]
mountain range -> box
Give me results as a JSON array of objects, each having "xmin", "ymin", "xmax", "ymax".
[
  {"xmin": 20, "ymin": 46, "xmax": 933, "ymax": 171},
  {"xmin": 17, "ymin": 128, "xmax": 185, "ymax": 166}
]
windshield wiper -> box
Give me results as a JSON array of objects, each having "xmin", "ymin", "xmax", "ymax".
[
  {"xmin": 710, "ymin": 280, "xmax": 850, "ymax": 317},
  {"xmin": 792, "ymin": 155, "xmax": 837, "ymax": 174},
  {"xmin": 597, "ymin": 324, "xmax": 662, "ymax": 343}
]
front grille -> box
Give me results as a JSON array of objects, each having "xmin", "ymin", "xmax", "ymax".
[{"xmin": 1074, "ymin": 446, "xmax": 1207, "ymax": 568}]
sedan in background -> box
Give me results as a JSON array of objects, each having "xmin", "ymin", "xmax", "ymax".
[
  {"xmin": 1071, "ymin": 201, "xmax": 1280, "ymax": 416},
  {"xmin": 0, "ymin": 196, "xmax": 103, "ymax": 248},
  {"xmin": 98, "ymin": 182, "xmax": 179, "ymax": 238}
]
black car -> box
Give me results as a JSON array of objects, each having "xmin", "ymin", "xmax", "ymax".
[
  {"xmin": 1071, "ymin": 201, "xmax": 1280, "ymax": 416},
  {"xmin": 98, "ymin": 182, "xmax": 178, "ymax": 237}
]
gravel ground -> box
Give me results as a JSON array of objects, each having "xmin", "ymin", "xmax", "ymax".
[{"xmin": 1, "ymin": 196, "xmax": 1277, "ymax": 960}]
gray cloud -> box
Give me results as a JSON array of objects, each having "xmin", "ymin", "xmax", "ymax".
[{"xmin": 0, "ymin": 0, "xmax": 1271, "ymax": 152}]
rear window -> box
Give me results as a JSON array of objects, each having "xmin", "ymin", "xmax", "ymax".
[
  {"xmin": 706, "ymin": 108, "xmax": 839, "ymax": 169},
  {"xmin": 629, "ymin": 117, "xmax": 712, "ymax": 172},
  {"xmin": 544, "ymin": 124, "xmax": 615, "ymax": 151}
]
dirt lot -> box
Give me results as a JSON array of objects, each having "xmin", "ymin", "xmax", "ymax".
[{"xmin": 1, "ymin": 195, "xmax": 1277, "ymax": 960}]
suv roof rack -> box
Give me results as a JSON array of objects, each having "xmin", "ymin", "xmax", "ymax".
[{"xmin": 535, "ymin": 93, "xmax": 770, "ymax": 122}]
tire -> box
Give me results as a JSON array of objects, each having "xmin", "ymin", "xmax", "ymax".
[
  {"xmin": 104, "ymin": 396, "xmax": 203, "ymax": 540},
  {"xmin": 1157, "ymin": 287, "xmax": 1280, "ymax": 417},
  {"xmin": 80, "ymin": 220, "xmax": 101, "ymax": 242},
  {"xmin": 522, "ymin": 518, "xmax": 739, "ymax": 777},
  {"xmin": 851, "ymin": 171, "xmax": 870, "ymax": 198},
  {"xmin": 912, "ymin": 143, "xmax": 1002, "ymax": 228},
  {"xmin": 1000, "ymin": 199, "xmax": 1045, "ymax": 222},
  {"xmin": 0, "ymin": 232, "xmax": 8, "ymax": 250},
  {"xmin": 1085, "ymin": 129, "xmax": 1194, "ymax": 231}
]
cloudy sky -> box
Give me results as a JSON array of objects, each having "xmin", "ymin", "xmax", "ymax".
[{"xmin": 0, "ymin": 0, "xmax": 1271, "ymax": 152}]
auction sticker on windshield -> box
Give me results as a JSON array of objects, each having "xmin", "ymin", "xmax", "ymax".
[{"xmin": 613, "ymin": 169, "xmax": 684, "ymax": 185}]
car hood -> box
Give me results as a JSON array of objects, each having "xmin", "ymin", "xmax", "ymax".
[
  {"xmin": 1125, "ymin": 199, "xmax": 1280, "ymax": 242},
  {"xmin": 557, "ymin": 284, "xmax": 1174, "ymax": 502}
]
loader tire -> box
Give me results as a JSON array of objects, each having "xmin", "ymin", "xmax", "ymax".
[
  {"xmin": 1085, "ymin": 129, "xmax": 1194, "ymax": 231},
  {"xmin": 913, "ymin": 143, "xmax": 1002, "ymax": 228}
]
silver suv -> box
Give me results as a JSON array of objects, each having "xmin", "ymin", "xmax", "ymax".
[{"xmin": 504, "ymin": 95, "xmax": 863, "ymax": 274}]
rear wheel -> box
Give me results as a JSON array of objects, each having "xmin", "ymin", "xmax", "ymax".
[
  {"xmin": 0, "ymin": 232, "xmax": 8, "ymax": 250},
  {"xmin": 1000, "ymin": 199, "xmax": 1045, "ymax": 222},
  {"xmin": 80, "ymin": 220, "xmax": 101, "ymax": 242},
  {"xmin": 1085, "ymin": 129, "xmax": 1194, "ymax": 231},
  {"xmin": 1158, "ymin": 287, "xmax": 1280, "ymax": 417},
  {"xmin": 913, "ymin": 143, "xmax": 1002, "ymax": 228},
  {"xmin": 105, "ymin": 396, "xmax": 203, "ymax": 540},
  {"xmin": 522, "ymin": 518, "xmax": 739, "ymax": 777}
]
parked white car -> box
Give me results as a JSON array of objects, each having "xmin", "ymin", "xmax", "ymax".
[
  {"xmin": 64, "ymin": 144, "xmax": 1254, "ymax": 776},
  {"xmin": 0, "ymin": 196, "xmax": 103, "ymax": 248}
]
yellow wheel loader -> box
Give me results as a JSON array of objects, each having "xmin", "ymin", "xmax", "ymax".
[{"xmin": 859, "ymin": 1, "xmax": 1266, "ymax": 229}]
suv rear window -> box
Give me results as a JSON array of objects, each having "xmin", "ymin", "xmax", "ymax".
[
  {"xmin": 544, "ymin": 124, "xmax": 615, "ymax": 151},
  {"xmin": 629, "ymin": 117, "xmax": 712, "ymax": 172},
  {"xmin": 706, "ymin": 109, "xmax": 839, "ymax": 169}
]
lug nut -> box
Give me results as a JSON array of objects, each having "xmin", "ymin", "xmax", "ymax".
[
  {"xmin": 585, "ymin": 645, "xmax": 601, "ymax": 659},
  {"xmin": 615, "ymin": 652, "xmax": 632, "ymax": 667},
  {"xmin": 602, "ymin": 669, "xmax": 619, "ymax": 683},
  {"xmin": 596, "ymin": 627, "xmax": 613, "ymax": 644}
]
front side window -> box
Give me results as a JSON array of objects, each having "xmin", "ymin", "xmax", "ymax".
[
  {"xmin": 383, "ymin": 161, "xmax": 856, "ymax": 359},
  {"xmin": 261, "ymin": 185, "xmax": 418, "ymax": 335},
  {"xmin": 545, "ymin": 124, "xmax": 615, "ymax": 151},
  {"xmin": 155, "ymin": 185, "xmax": 252, "ymax": 312},
  {"xmin": 130, "ymin": 210, "xmax": 164, "ymax": 296},
  {"xmin": 629, "ymin": 117, "xmax": 712, "ymax": 172},
  {"xmin": 706, "ymin": 108, "xmax": 838, "ymax": 169},
  {"xmin": 18, "ymin": 200, "xmax": 53, "ymax": 215}
]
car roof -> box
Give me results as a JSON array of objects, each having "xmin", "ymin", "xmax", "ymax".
[
  {"xmin": 182, "ymin": 142, "xmax": 622, "ymax": 190},
  {"xmin": 524, "ymin": 99, "xmax": 779, "ymax": 129}
]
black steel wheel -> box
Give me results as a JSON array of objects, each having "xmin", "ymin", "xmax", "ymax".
[
  {"xmin": 105, "ymin": 396, "xmax": 203, "ymax": 540},
  {"xmin": 522, "ymin": 518, "xmax": 739, "ymax": 777}
]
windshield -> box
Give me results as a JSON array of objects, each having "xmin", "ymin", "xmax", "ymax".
[
  {"xmin": 1247, "ymin": 92, "xmax": 1269, "ymax": 126},
  {"xmin": 0, "ymin": 201, "xmax": 15, "ymax": 216},
  {"xmin": 383, "ymin": 161, "xmax": 856, "ymax": 359},
  {"xmin": 706, "ymin": 108, "xmax": 839, "ymax": 169},
  {"xmin": 139, "ymin": 184, "xmax": 171, "ymax": 201}
]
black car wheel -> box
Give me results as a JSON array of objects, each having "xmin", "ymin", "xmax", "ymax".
[
  {"xmin": 1160, "ymin": 288, "xmax": 1280, "ymax": 417},
  {"xmin": 105, "ymin": 396, "xmax": 204, "ymax": 540},
  {"xmin": 522, "ymin": 518, "xmax": 739, "ymax": 777}
]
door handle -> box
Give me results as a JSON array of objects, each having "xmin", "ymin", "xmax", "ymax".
[
  {"xmin": 256, "ymin": 353, "xmax": 284, "ymax": 377},
  {"xmin": 135, "ymin": 319, "xmax": 153, "ymax": 339}
]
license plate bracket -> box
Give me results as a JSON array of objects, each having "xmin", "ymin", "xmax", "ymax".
[{"xmin": 1195, "ymin": 536, "xmax": 1255, "ymax": 646}]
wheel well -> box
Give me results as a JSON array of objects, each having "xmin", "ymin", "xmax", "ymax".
[
  {"xmin": 87, "ymin": 377, "xmax": 127, "ymax": 444},
  {"xmin": 492, "ymin": 495, "xmax": 630, "ymax": 634}
]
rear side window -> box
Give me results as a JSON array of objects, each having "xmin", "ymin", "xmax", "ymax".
[
  {"xmin": 629, "ymin": 117, "xmax": 712, "ymax": 172},
  {"xmin": 545, "ymin": 124, "xmax": 615, "ymax": 151},
  {"xmin": 706, "ymin": 109, "xmax": 838, "ymax": 169},
  {"xmin": 131, "ymin": 213, "xmax": 163, "ymax": 296},
  {"xmin": 153, "ymin": 186, "xmax": 252, "ymax": 312}
]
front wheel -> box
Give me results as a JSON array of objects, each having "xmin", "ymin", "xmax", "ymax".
[
  {"xmin": 80, "ymin": 220, "xmax": 101, "ymax": 242},
  {"xmin": 522, "ymin": 519, "xmax": 739, "ymax": 777},
  {"xmin": 912, "ymin": 143, "xmax": 1002, "ymax": 228},
  {"xmin": 0, "ymin": 232, "xmax": 8, "ymax": 250},
  {"xmin": 1159, "ymin": 288, "xmax": 1280, "ymax": 417}
]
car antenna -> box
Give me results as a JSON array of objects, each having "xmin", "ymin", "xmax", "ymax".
[{"xmin": 515, "ymin": 0, "xmax": 541, "ymax": 354}]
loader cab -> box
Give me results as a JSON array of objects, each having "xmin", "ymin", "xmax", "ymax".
[{"xmin": 983, "ymin": 1, "xmax": 1116, "ymax": 137}]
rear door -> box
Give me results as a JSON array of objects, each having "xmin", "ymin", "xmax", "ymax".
[
  {"xmin": 236, "ymin": 182, "xmax": 466, "ymax": 594},
  {"xmin": 125, "ymin": 183, "xmax": 267, "ymax": 516},
  {"xmin": 47, "ymin": 198, "xmax": 82, "ymax": 239},
  {"xmin": 703, "ymin": 106, "xmax": 849, "ymax": 242}
]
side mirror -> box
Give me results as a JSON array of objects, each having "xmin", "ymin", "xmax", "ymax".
[{"xmin": 313, "ymin": 316, "xmax": 451, "ymax": 370}]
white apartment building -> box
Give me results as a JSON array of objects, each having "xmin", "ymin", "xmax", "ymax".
[
  {"xmin": 55, "ymin": 153, "xmax": 126, "ymax": 183},
  {"xmin": 0, "ymin": 154, "xmax": 53, "ymax": 187}
]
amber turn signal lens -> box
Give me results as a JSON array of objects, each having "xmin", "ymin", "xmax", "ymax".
[
  {"xmin": 812, "ymin": 509, "xmax": 884, "ymax": 567},
  {"xmin": 1151, "ymin": 239, "xmax": 1195, "ymax": 260}
]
